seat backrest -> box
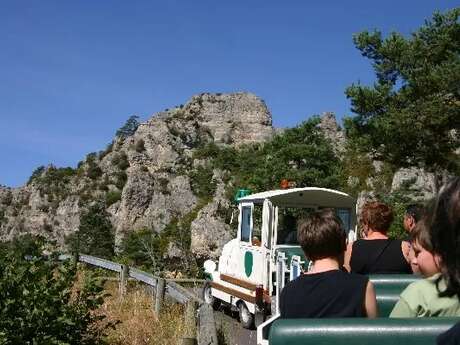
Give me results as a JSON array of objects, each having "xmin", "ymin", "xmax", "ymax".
[
  {"xmin": 370, "ymin": 274, "xmax": 420, "ymax": 317},
  {"xmin": 269, "ymin": 318, "xmax": 459, "ymax": 345}
]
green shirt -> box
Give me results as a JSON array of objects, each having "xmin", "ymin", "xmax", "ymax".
[{"xmin": 390, "ymin": 274, "xmax": 460, "ymax": 318}]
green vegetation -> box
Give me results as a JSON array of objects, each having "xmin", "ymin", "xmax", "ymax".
[
  {"xmin": 119, "ymin": 199, "xmax": 209, "ymax": 276},
  {"xmin": 27, "ymin": 166, "xmax": 46, "ymax": 184},
  {"xmin": 345, "ymin": 8, "xmax": 460, "ymax": 189},
  {"xmin": 112, "ymin": 151, "xmax": 130, "ymax": 171},
  {"xmin": 192, "ymin": 117, "xmax": 342, "ymax": 201},
  {"xmin": 135, "ymin": 139, "xmax": 145, "ymax": 153},
  {"xmin": 189, "ymin": 165, "xmax": 217, "ymax": 198},
  {"xmin": 1, "ymin": 190, "xmax": 13, "ymax": 206},
  {"xmin": 67, "ymin": 202, "xmax": 115, "ymax": 259},
  {"xmin": 0, "ymin": 236, "xmax": 113, "ymax": 344},
  {"xmin": 118, "ymin": 228, "xmax": 163, "ymax": 272},
  {"xmin": 29, "ymin": 165, "xmax": 77, "ymax": 203},
  {"xmin": 106, "ymin": 190, "xmax": 122, "ymax": 206},
  {"xmin": 116, "ymin": 115, "xmax": 140, "ymax": 139},
  {"xmin": 114, "ymin": 171, "xmax": 128, "ymax": 190},
  {"xmin": 376, "ymin": 179, "xmax": 425, "ymax": 240}
]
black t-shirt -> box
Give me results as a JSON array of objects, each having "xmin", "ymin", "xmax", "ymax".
[
  {"xmin": 437, "ymin": 322, "xmax": 460, "ymax": 345},
  {"xmin": 350, "ymin": 239, "xmax": 412, "ymax": 274},
  {"xmin": 280, "ymin": 270, "xmax": 368, "ymax": 318}
]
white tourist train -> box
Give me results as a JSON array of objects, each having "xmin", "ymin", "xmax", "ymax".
[{"xmin": 203, "ymin": 186, "xmax": 357, "ymax": 329}]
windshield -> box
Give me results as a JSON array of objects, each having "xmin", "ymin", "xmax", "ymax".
[
  {"xmin": 276, "ymin": 207, "xmax": 314, "ymax": 245},
  {"xmin": 276, "ymin": 207, "xmax": 351, "ymax": 245}
]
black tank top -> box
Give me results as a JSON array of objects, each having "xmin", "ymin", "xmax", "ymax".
[
  {"xmin": 280, "ymin": 270, "xmax": 368, "ymax": 318},
  {"xmin": 350, "ymin": 239, "xmax": 412, "ymax": 274}
]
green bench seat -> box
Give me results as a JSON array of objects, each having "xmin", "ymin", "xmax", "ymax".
[
  {"xmin": 269, "ymin": 318, "xmax": 459, "ymax": 345},
  {"xmin": 370, "ymin": 274, "xmax": 420, "ymax": 317}
]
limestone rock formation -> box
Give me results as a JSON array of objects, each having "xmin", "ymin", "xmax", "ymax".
[
  {"xmin": 0, "ymin": 92, "xmax": 274, "ymax": 259},
  {"xmin": 317, "ymin": 112, "xmax": 345, "ymax": 154}
]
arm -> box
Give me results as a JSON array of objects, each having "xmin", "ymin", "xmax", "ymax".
[
  {"xmin": 343, "ymin": 242, "xmax": 353, "ymax": 272},
  {"xmin": 389, "ymin": 297, "xmax": 415, "ymax": 318},
  {"xmin": 364, "ymin": 281, "xmax": 378, "ymax": 318}
]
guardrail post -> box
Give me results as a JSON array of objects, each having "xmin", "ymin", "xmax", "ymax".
[
  {"xmin": 119, "ymin": 264, "xmax": 129, "ymax": 297},
  {"xmin": 154, "ymin": 278, "xmax": 166, "ymax": 315},
  {"xmin": 182, "ymin": 300, "xmax": 198, "ymax": 345},
  {"xmin": 72, "ymin": 251, "xmax": 79, "ymax": 270}
]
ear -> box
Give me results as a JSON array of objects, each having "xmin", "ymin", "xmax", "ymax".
[{"xmin": 434, "ymin": 254, "xmax": 442, "ymax": 269}]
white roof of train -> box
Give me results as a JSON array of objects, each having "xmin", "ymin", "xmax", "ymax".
[{"xmin": 238, "ymin": 187, "xmax": 355, "ymax": 208}]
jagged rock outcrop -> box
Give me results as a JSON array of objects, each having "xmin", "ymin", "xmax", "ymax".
[
  {"xmin": 317, "ymin": 112, "xmax": 345, "ymax": 154},
  {"xmin": 190, "ymin": 170, "xmax": 235, "ymax": 258},
  {"xmin": 1, "ymin": 90, "xmax": 444, "ymax": 263},
  {"xmin": 0, "ymin": 92, "xmax": 274, "ymax": 258}
]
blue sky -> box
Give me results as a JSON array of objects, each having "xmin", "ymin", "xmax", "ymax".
[{"xmin": 1, "ymin": 1, "xmax": 457, "ymax": 187}]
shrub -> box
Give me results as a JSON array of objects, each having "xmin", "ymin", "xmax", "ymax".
[
  {"xmin": 27, "ymin": 166, "xmax": 45, "ymax": 184},
  {"xmin": 0, "ymin": 237, "xmax": 113, "ymax": 344},
  {"xmin": 99, "ymin": 141, "xmax": 114, "ymax": 160},
  {"xmin": 66, "ymin": 202, "xmax": 115, "ymax": 259},
  {"xmin": 114, "ymin": 171, "xmax": 128, "ymax": 190},
  {"xmin": 1, "ymin": 190, "xmax": 13, "ymax": 206},
  {"xmin": 116, "ymin": 115, "xmax": 140, "ymax": 139},
  {"xmin": 117, "ymin": 152, "xmax": 130, "ymax": 170},
  {"xmin": 118, "ymin": 228, "xmax": 163, "ymax": 272},
  {"xmin": 189, "ymin": 166, "xmax": 216, "ymax": 198},
  {"xmin": 106, "ymin": 191, "xmax": 122, "ymax": 206},
  {"xmin": 135, "ymin": 139, "xmax": 145, "ymax": 153}
]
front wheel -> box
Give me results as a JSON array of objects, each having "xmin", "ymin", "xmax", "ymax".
[
  {"xmin": 238, "ymin": 302, "xmax": 255, "ymax": 329},
  {"xmin": 203, "ymin": 281, "xmax": 220, "ymax": 310}
]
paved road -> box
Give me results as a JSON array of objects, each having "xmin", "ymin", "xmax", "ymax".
[
  {"xmin": 191, "ymin": 286, "xmax": 256, "ymax": 345},
  {"xmin": 213, "ymin": 308, "xmax": 257, "ymax": 345}
]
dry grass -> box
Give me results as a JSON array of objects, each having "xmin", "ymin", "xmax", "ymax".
[{"xmin": 100, "ymin": 281, "xmax": 186, "ymax": 345}]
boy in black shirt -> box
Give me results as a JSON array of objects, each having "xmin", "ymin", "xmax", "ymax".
[{"xmin": 280, "ymin": 210, "xmax": 377, "ymax": 318}]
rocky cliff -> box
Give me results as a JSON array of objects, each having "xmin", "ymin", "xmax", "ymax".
[
  {"xmin": 0, "ymin": 92, "xmax": 436, "ymax": 261},
  {"xmin": 0, "ymin": 92, "xmax": 274, "ymax": 258}
]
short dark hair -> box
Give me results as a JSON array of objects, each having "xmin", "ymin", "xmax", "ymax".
[
  {"xmin": 405, "ymin": 204, "xmax": 424, "ymax": 223},
  {"xmin": 361, "ymin": 202, "xmax": 393, "ymax": 233},
  {"xmin": 297, "ymin": 210, "xmax": 346, "ymax": 261}
]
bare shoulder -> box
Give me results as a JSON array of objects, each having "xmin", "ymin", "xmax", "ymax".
[{"xmin": 344, "ymin": 242, "xmax": 354, "ymax": 272}]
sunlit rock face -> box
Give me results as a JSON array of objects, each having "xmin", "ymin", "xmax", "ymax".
[{"xmin": 0, "ymin": 92, "xmax": 274, "ymax": 258}]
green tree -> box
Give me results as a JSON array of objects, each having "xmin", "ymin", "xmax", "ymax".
[
  {"xmin": 28, "ymin": 166, "xmax": 45, "ymax": 184},
  {"xmin": 195, "ymin": 117, "xmax": 342, "ymax": 196},
  {"xmin": 345, "ymin": 8, "xmax": 460, "ymax": 189},
  {"xmin": 118, "ymin": 228, "xmax": 163, "ymax": 272},
  {"xmin": 0, "ymin": 237, "xmax": 113, "ymax": 344},
  {"xmin": 68, "ymin": 202, "xmax": 115, "ymax": 259},
  {"xmin": 116, "ymin": 115, "xmax": 140, "ymax": 139}
]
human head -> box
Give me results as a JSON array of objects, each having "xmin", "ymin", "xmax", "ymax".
[
  {"xmin": 403, "ymin": 204, "xmax": 424, "ymax": 233},
  {"xmin": 429, "ymin": 177, "xmax": 460, "ymax": 299},
  {"xmin": 360, "ymin": 202, "xmax": 394, "ymax": 234},
  {"xmin": 297, "ymin": 209, "xmax": 346, "ymax": 261},
  {"xmin": 410, "ymin": 218, "xmax": 440, "ymax": 277}
]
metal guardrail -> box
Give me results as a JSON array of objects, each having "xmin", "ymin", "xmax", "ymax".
[
  {"xmin": 79, "ymin": 254, "xmax": 122, "ymax": 273},
  {"xmin": 62, "ymin": 253, "xmax": 216, "ymax": 345},
  {"xmin": 129, "ymin": 267, "xmax": 157, "ymax": 287}
]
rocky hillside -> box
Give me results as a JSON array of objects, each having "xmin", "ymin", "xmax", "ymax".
[
  {"xmin": 0, "ymin": 93, "xmax": 275, "ymax": 258},
  {"xmin": 0, "ymin": 91, "xmax": 438, "ymax": 261}
]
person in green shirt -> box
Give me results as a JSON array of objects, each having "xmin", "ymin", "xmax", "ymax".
[{"xmin": 390, "ymin": 215, "xmax": 460, "ymax": 317}]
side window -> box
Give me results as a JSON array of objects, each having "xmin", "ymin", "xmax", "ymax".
[
  {"xmin": 241, "ymin": 206, "xmax": 251, "ymax": 242},
  {"xmin": 336, "ymin": 208, "xmax": 351, "ymax": 232},
  {"xmin": 252, "ymin": 204, "xmax": 263, "ymax": 242}
]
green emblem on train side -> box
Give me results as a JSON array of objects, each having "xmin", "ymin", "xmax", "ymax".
[{"xmin": 244, "ymin": 251, "xmax": 253, "ymax": 277}]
